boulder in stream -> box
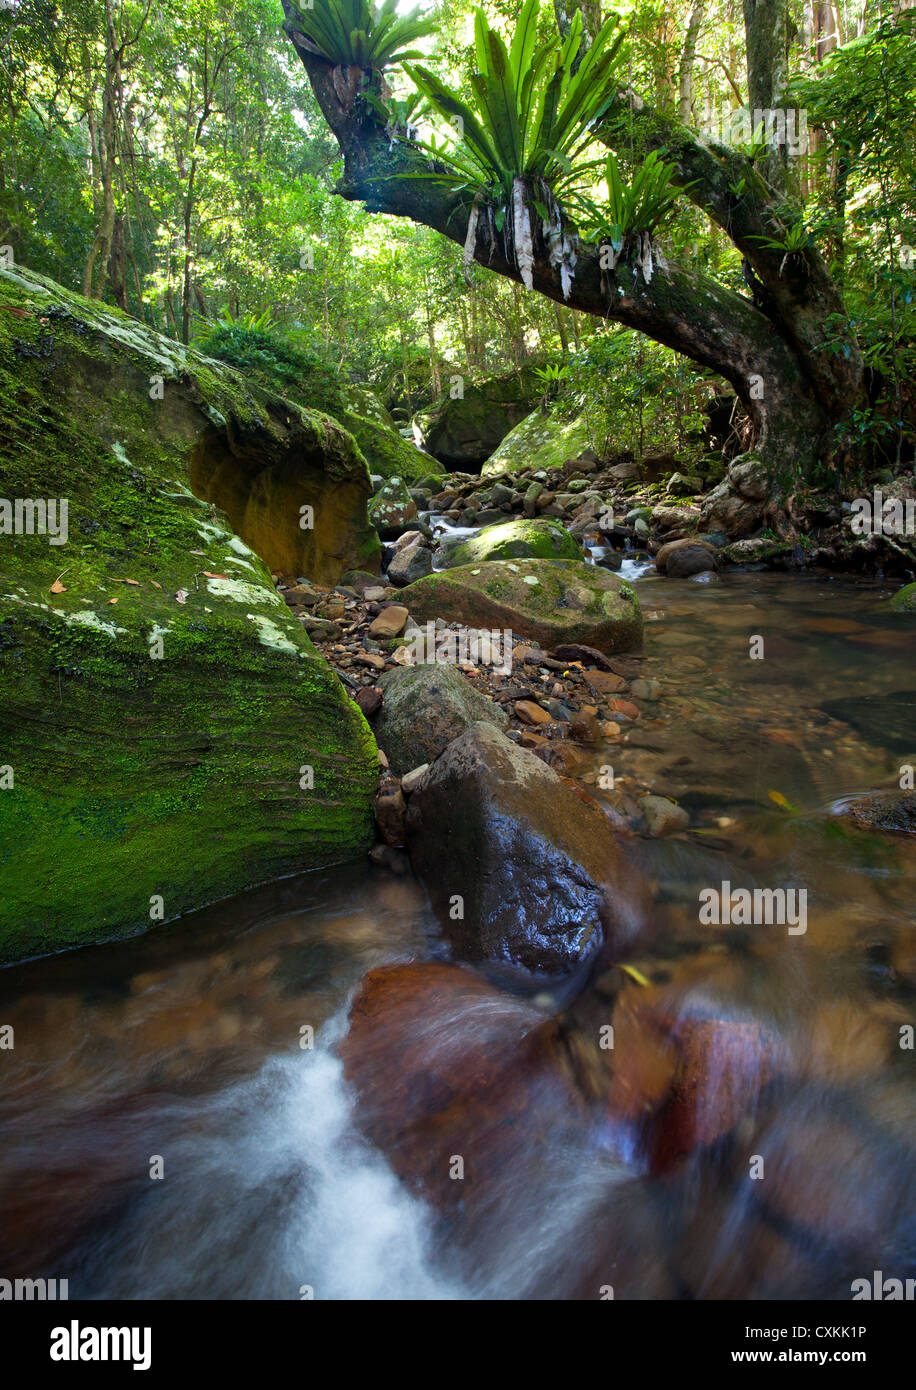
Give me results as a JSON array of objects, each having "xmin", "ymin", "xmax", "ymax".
[
  {"xmin": 400, "ymin": 558, "xmax": 643, "ymax": 653},
  {"xmin": 405, "ymin": 721, "xmax": 646, "ymax": 974},
  {"xmin": 0, "ymin": 265, "xmax": 379, "ymax": 962},
  {"xmin": 440, "ymin": 517, "xmax": 581, "ymax": 568}
]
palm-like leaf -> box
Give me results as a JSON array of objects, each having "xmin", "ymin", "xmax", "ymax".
[
  {"xmin": 407, "ymin": 2, "xmax": 625, "ymax": 196},
  {"xmin": 289, "ymin": 0, "xmax": 435, "ymax": 70}
]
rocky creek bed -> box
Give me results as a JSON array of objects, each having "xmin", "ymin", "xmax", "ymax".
[{"xmin": 2, "ymin": 543, "xmax": 912, "ymax": 1299}]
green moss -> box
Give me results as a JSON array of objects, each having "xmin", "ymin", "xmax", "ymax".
[
  {"xmin": 400, "ymin": 558, "xmax": 642, "ymax": 652},
  {"xmin": 444, "ymin": 517, "xmax": 582, "ymax": 567},
  {"xmin": 0, "ymin": 265, "xmax": 378, "ymax": 962},
  {"xmin": 344, "ymin": 410, "xmax": 432, "ymax": 480},
  {"xmin": 887, "ymin": 581, "xmax": 916, "ymax": 613},
  {"xmin": 481, "ymin": 411, "xmax": 592, "ymax": 478}
]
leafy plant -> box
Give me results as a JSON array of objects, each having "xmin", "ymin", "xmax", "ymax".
[
  {"xmin": 405, "ymin": 0, "xmax": 625, "ymax": 295},
  {"xmin": 750, "ymin": 220, "xmax": 811, "ymax": 274},
  {"xmin": 577, "ymin": 150, "xmax": 686, "ymax": 282},
  {"xmin": 195, "ymin": 321, "xmax": 345, "ymax": 416},
  {"xmin": 213, "ymin": 307, "xmax": 278, "ymax": 333},
  {"xmin": 286, "ymin": 0, "xmax": 434, "ymax": 72}
]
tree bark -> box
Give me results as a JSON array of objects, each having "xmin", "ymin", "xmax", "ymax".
[
  {"xmin": 281, "ymin": 3, "xmax": 866, "ymax": 474},
  {"xmin": 678, "ymin": 0, "xmax": 706, "ymax": 125}
]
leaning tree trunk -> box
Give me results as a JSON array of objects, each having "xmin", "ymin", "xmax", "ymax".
[{"xmin": 281, "ymin": 1, "xmax": 866, "ymax": 479}]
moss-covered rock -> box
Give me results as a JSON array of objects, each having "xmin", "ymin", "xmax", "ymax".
[
  {"xmin": 368, "ymin": 476, "xmax": 417, "ymax": 537},
  {"xmin": 887, "ymin": 581, "xmax": 916, "ymax": 612},
  {"xmin": 0, "ymin": 265, "xmax": 379, "ymax": 962},
  {"xmin": 419, "ymin": 365, "xmax": 543, "ymax": 470},
  {"xmin": 481, "ymin": 410, "xmax": 593, "ymax": 478},
  {"xmin": 341, "ymin": 385, "xmax": 432, "ymax": 481},
  {"xmin": 400, "ymin": 559, "xmax": 642, "ymax": 652},
  {"xmin": 441, "ymin": 517, "xmax": 581, "ymax": 568}
]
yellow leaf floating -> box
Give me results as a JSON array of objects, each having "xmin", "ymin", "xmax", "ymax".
[
  {"xmin": 768, "ymin": 789, "xmax": 800, "ymax": 814},
  {"xmin": 619, "ymin": 963, "xmax": 651, "ymax": 988}
]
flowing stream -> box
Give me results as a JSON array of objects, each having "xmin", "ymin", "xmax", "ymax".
[{"xmin": 0, "ymin": 568, "xmax": 913, "ymax": 1299}]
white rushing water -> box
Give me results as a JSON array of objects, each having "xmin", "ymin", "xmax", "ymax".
[{"xmin": 78, "ymin": 1012, "xmax": 466, "ymax": 1300}]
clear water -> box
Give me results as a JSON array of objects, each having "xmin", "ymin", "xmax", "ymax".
[{"xmin": 0, "ymin": 570, "xmax": 913, "ymax": 1299}]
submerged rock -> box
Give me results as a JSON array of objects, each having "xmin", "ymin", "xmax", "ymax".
[
  {"xmin": 339, "ymin": 961, "xmax": 582, "ymax": 1218},
  {"xmin": 837, "ymin": 791, "xmax": 916, "ymax": 834},
  {"xmin": 406, "ymin": 721, "xmax": 645, "ymax": 974},
  {"xmin": 400, "ymin": 558, "xmax": 643, "ymax": 653},
  {"xmin": 373, "ymin": 663, "xmax": 508, "ymax": 773},
  {"xmin": 0, "ymin": 265, "xmax": 378, "ymax": 962}
]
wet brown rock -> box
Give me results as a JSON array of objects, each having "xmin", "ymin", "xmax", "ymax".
[
  {"xmin": 583, "ymin": 670, "xmax": 627, "ymax": 696},
  {"xmin": 655, "ymin": 537, "xmax": 718, "ymax": 579},
  {"xmin": 374, "ymin": 774, "xmax": 407, "ymax": 847},
  {"xmin": 406, "ymin": 721, "xmax": 646, "ymax": 973},
  {"xmin": 339, "ymin": 962, "xmax": 582, "ymax": 1214},
  {"xmin": 368, "ymin": 604, "xmax": 409, "ymax": 638},
  {"xmin": 515, "ymin": 699, "xmax": 552, "ymax": 725}
]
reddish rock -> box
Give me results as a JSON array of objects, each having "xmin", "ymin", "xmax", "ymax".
[
  {"xmin": 608, "ymin": 698, "xmax": 640, "ymax": 720},
  {"xmin": 354, "ymin": 686, "xmax": 382, "ymax": 717},
  {"xmin": 651, "ymin": 1009, "xmax": 783, "ymax": 1171},
  {"xmin": 339, "ymin": 962, "xmax": 583, "ymax": 1214}
]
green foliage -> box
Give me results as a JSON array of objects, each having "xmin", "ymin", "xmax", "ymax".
[
  {"xmin": 559, "ymin": 328, "xmax": 712, "ymax": 459},
  {"xmin": 585, "ymin": 150, "xmax": 684, "ymax": 245},
  {"xmin": 287, "ymin": 0, "xmax": 435, "ymax": 70},
  {"xmin": 195, "ymin": 322, "xmax": 345, "ymax": 417},
  {"xmin": 406, "ymin": 0, "xmax": 625, "ymax": 205}
]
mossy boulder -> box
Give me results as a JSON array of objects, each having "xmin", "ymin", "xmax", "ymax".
[
  {"xmin": 481, "ymin": 410, "xmax": 593, "ymax": 478},
  {"xmin": 887, "ymin": 581, "xmax": 916, "ymax": 612},
  {"xmin": 342, "ymin": 385, "xmax": 432, "ymax": 482},
  {"xmin": 400, "ymin": 559, "xmax": 642, "ymax": 652},
  {"xmin": 0, "ymin": 265, "xmax": 379, "ymax": 962},
  {"xmin": 419, "ymin": 365, "xmax": 543, "ymax": 470},
  {"xmin": 368, "ymin": 476, "xmax": 417, "ymax": 537},
  {"xmin": 441, "ymin": 517, "xmax": 581, "ymax": 569}
]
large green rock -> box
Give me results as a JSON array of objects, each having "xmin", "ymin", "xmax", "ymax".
[
  {"xmin": 400, "ymin": 559, "xmax": 642, "ymax": 652},
  {"xmin": 481, "ymin": 410, "xmax": 593, "ymax": 478},
  {"xmin": 887, "ymin": 581, "xmax": 916, "ymax": 612},
  {"xmin": 342, "ymin": 385, "xmax": 432, "ymax": 482},
  {"xmin": 0, "ymin": 265, "xmax": 379, "ymax": 962},
  {"xmin": 419, "ymin": 365, "xmax": 542, "ymax": 470},
  {"xmin": 441, "ymin": 517, "xmax": 581, "ymax": 568}
]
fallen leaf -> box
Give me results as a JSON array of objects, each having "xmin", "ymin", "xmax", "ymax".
[
  {"xmin": 189, "ymin": 550, "xmax": 205, "ymax": 556},
  {"xmin": 150, "ymin": 581, "xmax": 162, "ymax": 589},
  {"xmin": 202, "ymin": 571, "xmax": 229, "ymax": 579},
  {"xmin": 768, "ymin": 789, "xmax": 800, "ymax": 814},
  {"xmin": 124, "ymin": 578, "xmax": 141, "ymax": 587},
  {"xmin": 175, "ymin": 589, "xmax": 188, "ymax": 604},
  {"xmin": 108, "ymin": 596, "xmax": 119, "ymax": 605},
  {"xmin": 620, "ymin": 963, "xmax": 651, "ymax": 988},
  {"xmin": 49, "ymin": 579, "xmax": 66, "ymax": 594}
]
